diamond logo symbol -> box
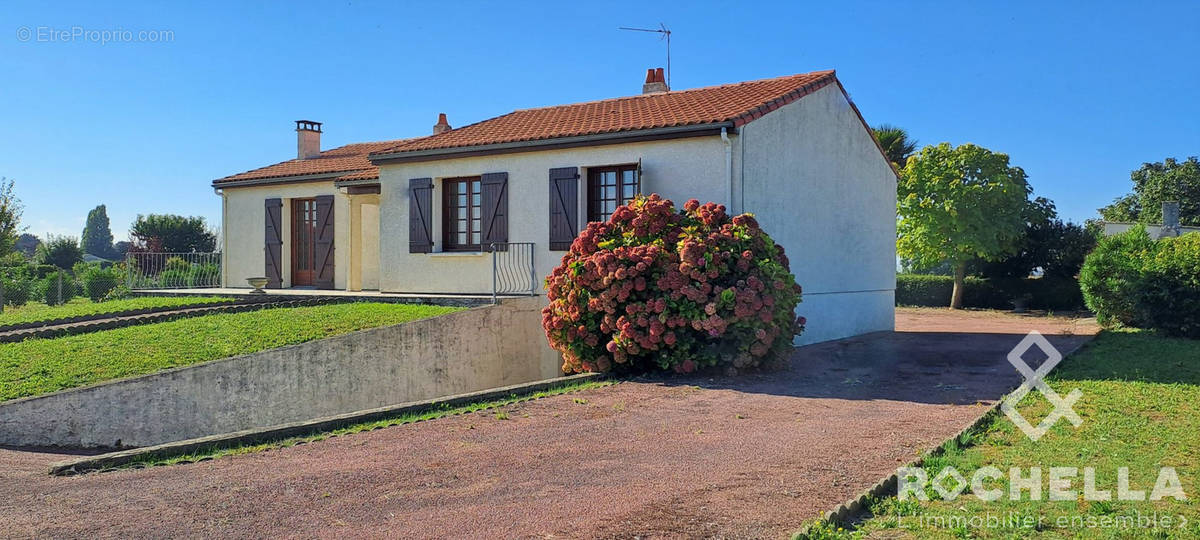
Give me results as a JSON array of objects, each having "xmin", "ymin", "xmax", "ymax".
[{"xmin": 1000, "ymin": 331, "xmax": 1083, "ymax": 441}]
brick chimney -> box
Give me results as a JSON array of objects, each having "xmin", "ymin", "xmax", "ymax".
[
  {"xmin": 642, "ymin": 67, "xmax": 668, "ymax": 94},
  {"xmin": 1162, "ymin": 201, "xmax": 1181, "ymax": 237},
  {"xmin": 295, "ymin": 120, "xmax": 322, "ymax": 159},
  {"xmin": 433, "ymin": 113, "xmax": 451, "ymax": 135}
]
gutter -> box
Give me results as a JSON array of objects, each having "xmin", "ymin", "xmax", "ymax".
[
  {"xmin": 369, "ymin": 122, "xmax": 735, "ymax": 165},
  {"xmin": 213, "ymin": 186, "xmax": 229, "ymax": 288},
  {"xmin": 210, "ymin": 170, "xmax": 351, "ymax": 189}
]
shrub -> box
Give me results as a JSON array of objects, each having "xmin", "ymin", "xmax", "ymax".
[
  {"xmin": 36, "ymin": 272, "xmax": 77, "ymax": 306},
  {"xmin": 543, "ymin": 195, "xmax": 804, "ymax": 374},
  {"xmin": 895, "ymin": 274, "xmax": 1084, "ymax": 311},
  {"xmin": 186, "ymin": 262, "xmax": 220, "ymax": 287},
  {"xmin": 1080, "ymin": 226, "xmax": 1157, "ymax": 327},
  {"xmin": 80, "ymin": 264, "xmax": 124, "ymax": 301},
  {"xmin": 1134, "ymin": 234, "xmax": 1200, "ymax": 338},
  {"xmin": 34, "ymin": 235, "xmax": 83, "ymax": 270},
  {"xmin": 2, "ymin": 277, "xmax": 33, "ymax": 307}
]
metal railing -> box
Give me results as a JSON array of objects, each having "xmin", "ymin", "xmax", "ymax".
[
  {"xmin": 126, "ymin": 252, "xmax": 222, "ymax": 290},
  {"xmin": 488, "ymin": 242, "xmax": 536, "ymax": 303}
]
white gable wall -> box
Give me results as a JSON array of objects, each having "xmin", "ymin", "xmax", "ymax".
[
  {"xmin": 736, "ymin": 83, "xmax": 897, "ymax": 344},
  {"xmin": 376, "ymin": 137, "xmax": 729, "ymax": 294}
]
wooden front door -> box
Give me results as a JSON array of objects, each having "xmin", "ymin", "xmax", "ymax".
[{"xmin": 291, "ymin": 198, "xmax": 318, "ymax": 286}]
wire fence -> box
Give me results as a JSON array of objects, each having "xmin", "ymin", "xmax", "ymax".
[
  {"xmin": 488, "ymin": 242, "xmax": 537, "ymax": 303},
  {"xmin": 0, "ymin": 269, "xmax": 129, "ymax": 312},
  {"xmin": 126, "ymin": 252, "xmax": 222, "ymax": 290}
]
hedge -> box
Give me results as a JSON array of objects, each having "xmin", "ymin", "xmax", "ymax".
[{"xmin": 896, "ymin": 274, "xmax": 1084, "ymax": 311}]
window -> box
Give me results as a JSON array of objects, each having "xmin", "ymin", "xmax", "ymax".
[
  {"xmin": 587, "ymin": 165, "xmax": 639, "ymax": 223},
  {"xmin": 443, "ymin": 176, "xmax": 482, "ymax": 251}
]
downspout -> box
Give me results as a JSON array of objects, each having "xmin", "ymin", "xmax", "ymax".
[{"xmin": 721, "ymin": 127, "xmax": 733, "ymax": 211}]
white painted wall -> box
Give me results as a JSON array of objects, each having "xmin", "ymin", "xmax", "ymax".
[
  {"xmin": 376, "ymin": 137, "xmax": 729, "ymax": 294},
  {"xmin": 220, "ymin": 182, "xmax": 349, "ymax": 290},
  {"xmin": 737, "ymin": 83, "xmax": 897, "ymax": 344}
]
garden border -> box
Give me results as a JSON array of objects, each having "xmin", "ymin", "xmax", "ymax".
[
  {"xmin": 789, "ymin": 337, "xmax": 1095, "ymax": 539},
  {"xmin": 0, "ymin": 298, "xmax": 343, "ymax": 343},
  {"xmin": 47, "ymin": 372, "xmax": 606, "ymax": 475},
  {"xmin": 0, "ymin": 298, "xmax": 245, "ymax": 333}
]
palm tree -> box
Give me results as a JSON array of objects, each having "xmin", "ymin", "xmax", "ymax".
[{"xmin": 872, "ymin": 124, "xmax": 918, "ymax": 169}]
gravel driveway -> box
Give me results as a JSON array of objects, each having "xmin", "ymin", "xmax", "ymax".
[{"xmin": 0, "ymin": 309, "xmax": 1096, "ymax": 539}]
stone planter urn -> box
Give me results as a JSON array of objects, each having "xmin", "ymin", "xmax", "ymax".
[{"xmin": 247, "ymin": 277, "xmax": 269, "ymax": 295}]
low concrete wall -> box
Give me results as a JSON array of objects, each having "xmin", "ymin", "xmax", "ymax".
[{"xmin": 0, "ymin": 296, "xmax": 561, "ymax": 449}]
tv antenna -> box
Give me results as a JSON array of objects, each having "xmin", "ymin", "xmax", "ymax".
[{"xmin": 619, "ymin": 23, "xmax": 672, "ymax": 87}]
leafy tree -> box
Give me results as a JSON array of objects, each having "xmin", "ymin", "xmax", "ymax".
[
  {"xmin": 113, "ymin": 240, "xmax": 131, "ymax": 258},
  {"xmin": 15, "ymin": 233, "xmax": 39, "ymax": 258},
  {"xmin": 81, "ymin": 204, "xmax": 116, "ymax": 259},
  {"xmin": 35, "ymin": 235, "xmax": 83, "ymax": 270},
  {"xmin": 130, "ymin": 214, "xmax": 217, "ymax": 253},
  {"xmin": 872, "ymin": 124, "xmax": 919, "ymax": 169},
  {"xmin": 1099, "ymin": 157, "xmax": 1200, "ymax": 225},
  {"xmin": 898, "ymin": 143, "xmax": 1036, "ymax": 309},
  {"xmin": 0, "ymin": 177, "xmax": 22, "ymax": 258}
]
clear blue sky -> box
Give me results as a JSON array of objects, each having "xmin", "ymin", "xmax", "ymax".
[{"xmin": 3, "ymin": 0, "xmax": 1197, "ymax": 242}]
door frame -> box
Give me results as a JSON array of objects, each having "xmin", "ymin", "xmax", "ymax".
[{"xmin": 291, "ymin": 198, "xmax": 318, "ymax": 287}]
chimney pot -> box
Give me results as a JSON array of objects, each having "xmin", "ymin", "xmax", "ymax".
[
  {"xmin": 295, "ymin": 120, "xmax": 322, "ymax": 159},
  {"xmin": 433, "ymin": 112, "xmax": 452, "ymax": 135},
  {"xmin": 642, "ymin": 67, "xmax": 669, "ymax": 94}
]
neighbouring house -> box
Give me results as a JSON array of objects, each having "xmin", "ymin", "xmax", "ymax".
[
  {"xmin": 213, "ymin": 68, "xmax": 898, "ymax": 344},
  {"xmin": 1100, "ymin": 201, "xmax": 1199, "ymax": 239}
]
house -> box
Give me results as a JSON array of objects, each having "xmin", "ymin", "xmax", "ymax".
[
  {"xmin": 213, "ymin": 68, "xmax": 897, "ymax": 344},
  {"xmin": 1100, "ymin": 202, "xmax": 1199, "ymax": 239}
]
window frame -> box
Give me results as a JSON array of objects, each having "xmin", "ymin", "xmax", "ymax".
[
  {"xmin": 441, "ymin": 176, "xmax": 483, "ymax": 252},
  {"xmin": 586, "ymin": 164, "xmax": 640, "ymax": 223}
]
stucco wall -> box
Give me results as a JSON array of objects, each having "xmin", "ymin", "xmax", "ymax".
[
  {"xmin": 0, "ymin": 297, "xmax": 561, "ymax": 448},
  {"xmin": 221, "ymin": 181, "xmax": 350, "ymax": 289},
  {"xmin": 376, "ymin": 138, "xmax": 729, "ymax": 294},
  {"xmin": 737, "ymin": 83, "xmax": 897, "ymax": 344}
]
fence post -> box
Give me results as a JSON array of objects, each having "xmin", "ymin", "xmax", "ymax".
[
  {"xmin": 0, "ymin": 276, "xmax": 5, "ymax": 314},
  {"xmin": 491, "ymin": 243, "xmax": 499, "ymax": 305},
  {"xmin": 528, "ymin": 243, "xmax": 536, "ymax": 296}
]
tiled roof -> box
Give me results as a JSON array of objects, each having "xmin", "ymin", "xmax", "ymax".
[
  {"xmin": 373, "ymin": 70, "xmax": 837, "ymax": 156},
  {"xmin": 214, "ymin": 139, "xmax": 419, "ymax": 185}
]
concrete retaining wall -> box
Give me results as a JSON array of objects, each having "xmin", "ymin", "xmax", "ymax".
[{"xmin": 0, "ymin": 296, "xmax": 561, "ymax": 449}]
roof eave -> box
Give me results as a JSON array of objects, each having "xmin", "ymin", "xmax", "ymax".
[
  {"xmin": 368, "ymin": 122, "xmax": 735, "ymax": 165},
  {"xmin": 211, "ymin": 170, "xmax": 359, "ymax": 189}
]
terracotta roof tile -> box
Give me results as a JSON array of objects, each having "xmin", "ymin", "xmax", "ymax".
[
  {"xmin": 214, "ymin": 138, "xmax": 419, "ymax": 185},
  {"xmin": 373, "ymin": 70, "xmax": 837, "ymax": 156}
]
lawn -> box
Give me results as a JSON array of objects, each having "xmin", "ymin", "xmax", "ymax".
[
  {"xmin": 805, "ymin": 329, "xmax": 1200, "ymax": 539},
  {"xmin": 0, "ymin": 296, "xmax": 235, "ymax": 328},
  {"xmin": 0, "ymin": 302, "xmax": 462, "ymax": 402}
]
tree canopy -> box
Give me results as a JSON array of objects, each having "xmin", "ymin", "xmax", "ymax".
[
  {"xmin": 81, "ymin": 204, "xmax": 116, "ymax": 259},
  {"xmin": 0, "ymin": 178, "xmax": 22, "ymax": 258},
  {"xmin": 872, "ymin": 124, "xmax": 919, "ymax": 169},
  {"xmin": 1099, "ymin": 157, "xmax": 1200, "ymax": 226},
  {"xmin": 35, "ymin": 235, "xmax": 83, "ymax": 270},
  {"xmin": 898, "ymin": 143, "xmax": 1037, "ymax": 308},
  {"xmin": 130, "ymin": 214, "xmax": 217, "ymax": 253}
]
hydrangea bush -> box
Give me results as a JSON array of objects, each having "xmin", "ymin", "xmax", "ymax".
[{"xmin": 542, "ymin": 194, "xmax": 804, "ymax": 374}]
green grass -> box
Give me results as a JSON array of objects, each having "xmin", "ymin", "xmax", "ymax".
[
  {"xmin": 0, "ymin": 302, "xmax": 462, "ymax": 401},
  {"xmin": 801, "ymin": 329, "xmax": 1200, "ymax": 539},
  {"xmin": 0, "ymin": 296, "xmax": 235, "ymax": 327},
  {"xmin": 110, "ymin": 379, "xmax": 614, "ymax": 471}
]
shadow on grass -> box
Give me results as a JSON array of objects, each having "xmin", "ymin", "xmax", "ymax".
[{"xmin": 1051, "ymin": 329, "xmax": 1200, "ymax": 386}]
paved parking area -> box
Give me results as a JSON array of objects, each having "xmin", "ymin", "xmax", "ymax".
[{"xmin": 0, "ymin": 309, "xmax": 1097, "ymax": 538}]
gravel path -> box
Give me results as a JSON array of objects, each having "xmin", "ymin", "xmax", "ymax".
[{"xmin": 0, "ymin": 309, "xmax": 1097, "ymax": 539}]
